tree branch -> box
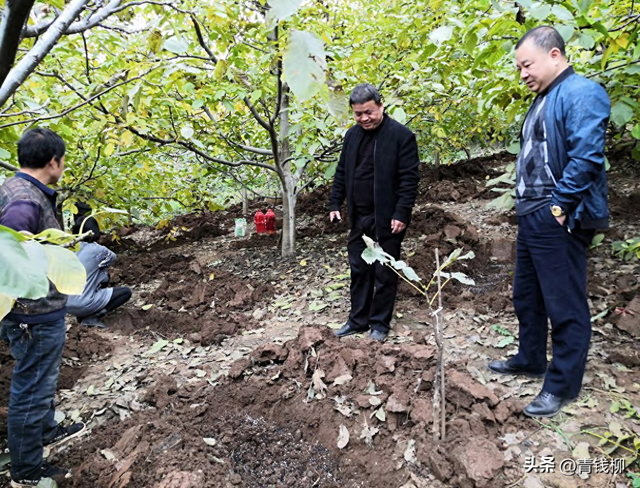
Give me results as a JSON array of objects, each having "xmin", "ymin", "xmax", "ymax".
[
  {"xmin": 0, "ymin": 0, "xmax": 89, "ymax": 108},
  {"xmin": 0, "ymin": 64, "xmax": 161, "ymax": 130},
  {"xmin": 191, "ymin": 14, "xmax": 274, "ymax": 137},
  {"xmin": 21, "ymin": 0, "xmax": 175, "ymax": 38},
  {"xmin": 0, "ymin": 159, "xmax": 18, "ymax": 171},
  {"xmin": 0, "ymin": 0, "xmax": 37, "ymax": 88}
]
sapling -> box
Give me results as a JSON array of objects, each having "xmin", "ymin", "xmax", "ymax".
[{"xmin": 361, "ymin": 235, "xmax": 475, "ymax": 441}]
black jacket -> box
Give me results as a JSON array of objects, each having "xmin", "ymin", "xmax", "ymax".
[{"xmin": 329, "ymin": 114, "xmax": 420, "ymax": 239}]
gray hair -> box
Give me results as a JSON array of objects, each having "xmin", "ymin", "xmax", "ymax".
[
  {"xmin": 349, "ymin": 83, "xmax": 382, "ymax": 106},
  {"xmin": 516, "ymin": 26, "xmax": 566, "ymax": 57}
]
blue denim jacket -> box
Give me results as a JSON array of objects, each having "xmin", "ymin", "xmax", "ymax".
[{"xmin": 535, "ymin": 68, "xmax": 611, "ymax": 230}]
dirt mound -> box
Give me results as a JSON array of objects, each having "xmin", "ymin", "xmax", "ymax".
[
  {"xmin": 231, "ymin": 233, "xmax": 279, "ymax": 250},
  {"xmin": 108, "ymin": 250, "xmax": 274, "ymax": 340},
  {"xmin": 0, "ymin": 327, "xmax": 112, "ymax": 446},
  {"xmin": 419, "ymin": 152, "xmax": 513, "ymax": 185},
  {"xmin": 424, "ymin": 179, "xmax": 479, "ymax": 202},
  {"xmin": 609, "ymin": 189, "xmax": 640, "ymax": 221},
  {"xmin": 60, "ymin": 326, "xmax": 524, "ymax": 487},
  {"xmin": 298, "ymin": 186, "xmax": 331, "ymax": 217}
]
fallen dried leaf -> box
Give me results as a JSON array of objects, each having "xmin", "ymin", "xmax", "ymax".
[{"xmin": 337, "ymin": 425, "xmax": 350, "ymax": 449}]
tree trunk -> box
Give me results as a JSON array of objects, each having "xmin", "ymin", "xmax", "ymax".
[
  {"xmin": 241, "ymin": 186, "xmax": 248, "ymax": 216},
  {"xmin": 278, "ymin": 88, "xmax": 296, "ymax": 258},
  {"xmin": 280, "ymin": 172, "xmax": 296, "ymax": 257}
]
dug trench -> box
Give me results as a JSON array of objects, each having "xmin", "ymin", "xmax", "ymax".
[{"xmin": 59, "ymin": 326, "xmax": 526, "ymax": 488}]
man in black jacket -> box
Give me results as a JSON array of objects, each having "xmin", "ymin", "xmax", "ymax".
[{"xmin": 329, "ymin": 84, "xmax": 420, "ymax": 341}]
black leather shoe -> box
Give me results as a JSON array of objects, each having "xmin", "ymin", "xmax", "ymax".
[
  {"xmin": 334, "ymin": 323, "xmax": 368, "ymax": 338},
  {"xmin": 524, "ymin": 391, "xmax": 576, "ymax": 418},
  {"xmin": 487, "ymin": 359, "xmax": 545, "ymax": 379},
  {"xmin": 369, "ymin": 329, "xmax": 387, "ymax": 342}
]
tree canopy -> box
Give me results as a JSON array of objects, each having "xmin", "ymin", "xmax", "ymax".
[{"xmin": 0, "ymin": 0, "xmax": 638, "ymax": 255}]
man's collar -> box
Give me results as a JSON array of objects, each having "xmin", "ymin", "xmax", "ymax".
[
  {"xmin": 15, "ymin": 172, "xmax": 57, "ymax": 197},
  {"xmin": 539, "ymin": 66, "xmax": 575, "ymax": 97}
]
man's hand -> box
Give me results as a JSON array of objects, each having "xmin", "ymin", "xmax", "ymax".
[
  {"xmin": 555, "ymin": 215, "xmax": 566, "ymax": 226},
  {"xmin": 391, "ymin": 219, "xmax": 406, "ymax": 234},
  {"xmin": 329, "ymin": 211, "xmax": 342, "ymax": 223}
]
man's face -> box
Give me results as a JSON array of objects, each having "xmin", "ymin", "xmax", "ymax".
[
  {"xmin": 515, "ymin": 39, "xmax": 562, "ymax": 93},
  {"xmin": 352, "ymin": 100, "xmax": 384, "ymax": 130},
  {"xmin": 47, "ymin": 155, "xmax": 65, "ymax": 184}
]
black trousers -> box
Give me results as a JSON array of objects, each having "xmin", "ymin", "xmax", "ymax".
[
  {"xmin": 511, "ymin": 206, "xmax": 594, "ymax": 399},
  {"xmin": 347, "ymin": 214, "xmax": 404, "ymax": 333}
]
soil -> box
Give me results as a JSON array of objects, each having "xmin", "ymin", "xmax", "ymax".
[
  {"xmin": 1, "ymin": 153, "xmax": 639, "ymax": 488},
  {"xmin": 59, "ymin": 326, "xmax": 522, "ymax": 488}
]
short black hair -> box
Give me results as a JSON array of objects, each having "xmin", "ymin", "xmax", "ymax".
[
  {"xmin": 516, "ymin": 26, "xmax": 566, "ymax": 57},
  {"xmin": 72, "ymin": 215, "xmax": 101, "ymax": 243},
  {"xmin": 17, "ymin": 128, "xmax": 66, "ymax": 169},
  {"xmin": 349, "ymin": 83, "xmax": 382, "ymax": 106}
]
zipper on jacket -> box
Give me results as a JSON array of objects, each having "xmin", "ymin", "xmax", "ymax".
[{"xmin": 373, "ymin": 139, "xmax": 378, "ymax": 240}]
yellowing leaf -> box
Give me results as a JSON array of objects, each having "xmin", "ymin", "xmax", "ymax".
[
  {"xmin": 141, "ymin": 304, "xmax": 153, "ymax": 310},
  {"xmin": 121, "ymin": 130, "xmax": 133, "ymax": 147},
  {"xmin": 0, "ymin": 294, "xmax": 15, "ymax": 321},
  {"xmin": 42, "ymin": 244, "xmax": 87, "ymax": 295}
]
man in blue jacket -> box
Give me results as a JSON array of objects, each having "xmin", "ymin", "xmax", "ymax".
[
  {"xmin": 0, "ymin": 128, "xmax": 86, "ymax": 487},
  {"xmin": 488, "ymin": 26, "xmax": 610, "ymax": 417},
  {"xmin": 329, "ymin": 84, "xmax": 420, "ymax": 341}
]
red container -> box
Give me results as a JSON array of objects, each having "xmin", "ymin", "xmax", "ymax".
[
  {"xmin": 254, "ymin": 210, "xmax": 266, "ymax": 234},
  {"xmin": 265, "ymin": 209, "xmax": 276, "ymax": 234}
]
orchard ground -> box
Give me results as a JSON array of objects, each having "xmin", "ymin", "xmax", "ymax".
[{"xmin": 1, "ymin": 153, "xmax": 639, "ymax": 488}]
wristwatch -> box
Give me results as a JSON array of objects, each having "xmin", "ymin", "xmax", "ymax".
[{"xmin": 550, "ymin": 205, "xmax": 565, "ymax": 217}]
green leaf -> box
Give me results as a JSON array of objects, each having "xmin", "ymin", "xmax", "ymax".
[
  {"xmin": 611, "ymin": 101, "xmax": 634, "ymax": 127},
  {"xmin": 496, "ymin": 336, "xmax": 515, "ymax": 348},
  {"xmin": 464, "ymin": 31, "xmax": 478, "ymax": 56},
  {"xmin": 41, "ymin": 245, "xmax": 87, "ymax": 295},
  {"xmin": 402, "ymin": 266, "xmax": 422, "ymax": 282},
  {"xmin": 440, "ymin": 271, "xmax": 475, "ymax": 286},
  {"xmin": 266, "ymin": 0, "xmax": 304, "ymax": 24},
  {"xmin": 631, "ymin": 124, "xmax": 640, "ymax": 140},
  {"xmin": 392, "ymin": 106, "xmax": 407, "ymax": 125},
  {"xmin": 591, "ymin": 233, "xmax": 605, "ymax": 246},
  {"xmin": 578, "ymin": 33, "xmax": 595, "ymax": 50},
  {"xmin": 0, "ymin": 230, "xmax": 49, "ymax": 300},
  {"xmin": 163, "ymin": 36, "xmax": 189, "ymax": 54},
  {"xmin": 327, "ymin": 86, "xmax": 349, "ymax": 124},
  {"xmin": 282, "ymin": 30, "xmax": 326, "ymax": 102},
  {"xmin": 214, "ymin": 60, "xmax": 227, "ymax": 82},
  {"xmin": 309, "ymin": 301, "xmax": 328, "ymax": 312},
  {"xmin": 0, "ymin": 147, "xmax": 11, "ymax": 159},
  {"xmin": 578, "ymin": 0, "xmax": 593, "ymax": 14},
  {"xmin": 556, "ymin": 25, "xmax": 574, "ymax": 42},
  {"xmin": 36, "ymin": 478, "xmax": 57, "ymax": 488},
  {"xmin": 551, "ymin": 5, "xmax": 574, "ymax": 21},
  {"xmin": 429, "ymin": 26, "xmax": 453, "ymax": 44},
  {"xmin": 33, "ymin": 228, "xmax": 77, "ymax": 246},
  {"xmin": 492, "ymin": 324, "xmax": 512, "ymax": 337},
  {"xmin": 530, "ymin": 4, "xmax": 551, "ymax": 21},
  {"xmin": 146, "ymin": 339, "xmax": 169, "ymax": 355},
  {"xmin": 507, "ymin": 141, "xmax": 520, "ymax": 155},
  {"xmin": 391, "ymin": 260, "xmax": 407, "ymax": 270}
]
